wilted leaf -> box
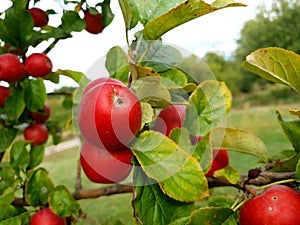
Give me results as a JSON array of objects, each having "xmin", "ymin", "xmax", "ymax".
[
  {"xmin": 25, "ymin": 168, "xmax": 55, "ymax": 206},
  {"xmin": 49, "ymin": 185, "xmax": 80, "ymax": 217},
  {"xmin": 277, "ymin": 110, "xmax": 300, "ymax": 153},
  {"xmin": 131, "ymin": 131, "xmax": 209, "ymax": 202},
  {"xmin": 140, "ymin": 102, "xmax": 154, "ymax": 128},
  {"xmin": 243, "ymin": 47, "xmax": 300, "ymax": 94},
  {"xmin": 187, "ymin": 207, "xmax": 234, "ymax": 225},
  {"xmin": 211, "ymin": 127, "xmax": 268, "ymax": 163},
  {"xmin": 133, "ymin": 167, "xmax": 195, "ymax": 225},
  {"xmin": 130, "ymin": 63, "xmax": 160, "ymax": 80}
]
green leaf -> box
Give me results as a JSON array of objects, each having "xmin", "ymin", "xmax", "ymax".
[
  {"xmin": 46, "ymin": 122, "xmax": 62, "ymax": 145},
  {"xmin": 23, "ymin": 78, "xmax": 46, "ymax": 112},
  {"xmin": 208, "ymin": 196, "xmax": 235, "ymax": 208},
  {"xmin": 49, "ymin": 185, "xmax": 80, "ymax": 217},
  {"xmin": 106, "ymin": 46, "xmax": 130, "ymax": 83},
  {"xmin": 29, "ymin": 145, "xmax": 45, "ymax": 169},
  {"xmin": 0, "ymin": 3, "xmax": 34, "ymax": 49},
  {"xmin": 160, "ymin": 69, "xmax": 188, "ymax": 88},
  {"xmin": 214, "ymin": 166, "xmax": 241, "ymax": 185},
  {"xmin": 133, "ymin": 167, "xmax": 195, "ymax": 225},
  {"xmin": 25, "ymin": 168, "xmax": 55, "ymax": 206},
  {"xmin": 142, "ymin": 0, "xmax": 246, "ymax": 40},
  {"xmin": 277, "ymin": 110, "xmax": 300, "ymax": 153},
  {"xmin": 132, "ymin": 76, "xmax": 171, "ymax": 108},
  {"xmin": 4, "ymin": 86, "xmax": 25, "ymax": 121},
  {"xmin": 140, "ymin": 102, "xmax": 154, "ymax": 128},
  {"xmin": 101, "ymin": 0, "xmax": 115, "ymax": 27},
  {"xmin": 0, "ymin": 125, "xmax": 17, "ymax": 153},
  {"xmin": 184, "ymin": 80, "xmax": 232, "ymax": 136},
  {"xmin": 187, "ymin": 207, "xmax": 234, "ymax": 225},
  {"xmin": 0, "ymin": 166, "xmax": 17, "ymax": 195},
  {"xmin": 243, "ymin": 47, "xmax": 300, "ymax": 94},
  {"xmin": 61, "ymin": 11, "xmax": 85, "ymax": 33},
  {"xmin": 10, "ymin": 141, "xmax": 30, "ymax": 172},
  {"xmin": 56, "ymin": 69, "xmax": 89, "ymax": 87},
  {"xmin": 211, "ymin": 127, "xmax": 268, "ymax": 163},
  {"xmin": 296, "ymin": 158, "xmax": 300, "ymax": 182},
  {"xmin": 131, "ymin": 131, "xmax": 209, "ymax": 202},
  {"xmin": 118, "ymin": 0, "xmax": 139, "ymax": 29}
]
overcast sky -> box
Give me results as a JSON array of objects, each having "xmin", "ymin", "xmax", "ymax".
[{"xmin": 1, "ymin": 0, "xmax": 268, "ymax": 91}]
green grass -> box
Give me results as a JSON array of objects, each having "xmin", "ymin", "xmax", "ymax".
[{"xmin": 41, "ymin": 101, "xmax": 298, "ymax": 224}]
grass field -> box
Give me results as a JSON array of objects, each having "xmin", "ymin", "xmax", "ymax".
[{"xmin": 41, "ymin": 100, "xmax": 298, "ymax": 224}]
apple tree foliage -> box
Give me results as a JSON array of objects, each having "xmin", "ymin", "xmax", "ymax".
[{"xmin": 0, "ymin": 0, "xmax": 299, "ymax": 224}]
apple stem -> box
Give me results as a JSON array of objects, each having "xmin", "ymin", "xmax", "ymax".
[
  {"xmin": 256, "ymin": 178, "xmax": 296, "ymax": 191},
  {"xmin": 232, "ymin": 198, "xmax": 249, "ymax": 212}
]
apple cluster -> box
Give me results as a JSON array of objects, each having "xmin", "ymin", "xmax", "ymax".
[
  {"xmin": 78, "ymin": 78, "xmax": 142, "ymax": 184},
  {"xmin": 0, "ymin": 7, "xmax": 53, "ymax": 147},
  {"xmin": 153, "ymin": 104, "xmax": 229, "ymax": 177}
]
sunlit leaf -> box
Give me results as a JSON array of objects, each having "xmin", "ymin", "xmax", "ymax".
[
  {"xmin": 23, "ymin": 78, "xmax": 46, "ymax": 112},
  {"xmin": 131, "ymin": 131, "xmax": 209, "ymax": 202},
  {"xmin": 213, "ymin": 166, "xmax": 241, "ymax": 185},
  {"xmin": 243, "ymin": 47, "xmax": 300, "ymax": 94},
  {"xmin": 56, "ymin": 69, "xmax": 89, "ymax": 87},
  {"xmin": 61, "ymin": 11, "xmax": 85, "ymax": 33},
  {"xmin": 211, "ymin": 127, "xmax": 268, "ymax": 163},
  {"xmin": 10, "ymin": 141, "xmax": 30, "ymax": 172}
]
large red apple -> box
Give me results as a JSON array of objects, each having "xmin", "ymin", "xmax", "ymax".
[
  {"xmin": 80, "ymin": 140, "xmax": 133, "ymax": 184},
  {"xmin": 153, "ymin": 105, "xmax": 186, "ymax": 136},
  {"xmin": 30, "ymin": 208, "xmax": 66, "ymax": 225},
  {"xmin": 25, "ymin": 53, "xmax": 53, "ymax": 77},
  {"xmin": 29, "ymin": 7, "xmax": 49, "ymax": 27},
  {"xmin": 239, "ymin": 185, "xmax": 300, "ymax": 225},
  {"xmin": 84, "ymin": 10, "xmax": 104, "ymax": 34},
  {"xmin": 30, "ymin": 104, "xmax": 51, "ymax": 123},
  {"xmin": 0, "ymin": 53, "xmax": 26, "ymax": 83},
  {"xmin": 83, "ymin": 77, "xmax": 124, "ymax": 95},
  {"xmin": 0, "ymin": 86, "xmax": 10, "ymax": 106},
  {"xmin": 78, "ymin": 82, "xmax": 142, "ymax": 151},
  {"xmin": 23, "ymin": 123, "xmax": 49, "ymax": 146}
]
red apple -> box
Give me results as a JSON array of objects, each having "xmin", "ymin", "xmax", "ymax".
[
  {"xmin": 78, "ymin": 82, "xmax": 142, "ymax": 151},
  {"xmin": 29, "ymin": 8, "xmax": 49, "ymax": 27},
  {"xmin": 30, "ymin": 104, "xmax": 51, "ymax": 123},
  {"xmin": 83, "ymin": 77, "xmax": 124, "ymax": 95},
  {"xmin": 84, "ymin": 10, "xmax": 104, "ymax": 34},
  {"xmin": 80, "ymin": 140, "xmax": 133, "ymax": 183},
  {"xmin": 153, "ymin": 105, "xmax": 186, "ymax": 136},
  {"xmin": 0, "ymin": 86, "xmax": 10, "ymax": 106},
  {"xmin": 0, "ymin": 53, "xmax": 26, "ymax": 83},
  {"xmin": 205, "ymin": 149, "xmax": 229, "ymax": 177},
  {"xmin": 30, "ymin": 208, "xmax": 66, "ymax": 225},
  {"xmin": 23, "ymin": 123, "xmax": 49, "ymax": 146},
  {"xmin": 25, "ymin": 53, "xmax": 52, "ymax": 77},
  {"xmin": 239, "ymin": 185, "xmax": 300, "ymax": 225}
]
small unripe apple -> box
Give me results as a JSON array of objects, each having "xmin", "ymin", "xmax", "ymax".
[
  {"xmin": 25, "ymin": 53, "xmax": 53, "ymax": 77},
  {"xmin": 78, "ymin": 82, "xmax": 142, "ymax": 151},
  {"xmin": 83, "ymin": 77, "xmax": 124, "ymax": 95},
  {"xmin": 30, "ymin": 104, "xmax": 51, "ymax": 123},
  {"xmin": 0, "ymin": 53, "xmax": 26, "ymax": 83},
  {"xmin": 29, "ymin": 8, "xmax": 49, "ymax": 27},
  {"xmin": 153, "ymin": 105, "xmax": 186, "ymax": 136},
  {"xmin": 239, "ymin": 185, "xmax": 300, "ymax": 225},
  {"xmin": 0, "ymin": 86, "xmax": 10, "ymax": 106},
  {"xmin": 30, "ymin": 208, "xmax": 66, "ymax": 225},
  {"xmin": 24, "ymin": 123, "xmax": 49, "ymax": 146},
  {"xmin": 80, "ymin": 140, "xmax": 133, "ymax": 183},
  {"xmin": 84, "ymin": 10, "xmax": 104, "ymax": 34}
]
